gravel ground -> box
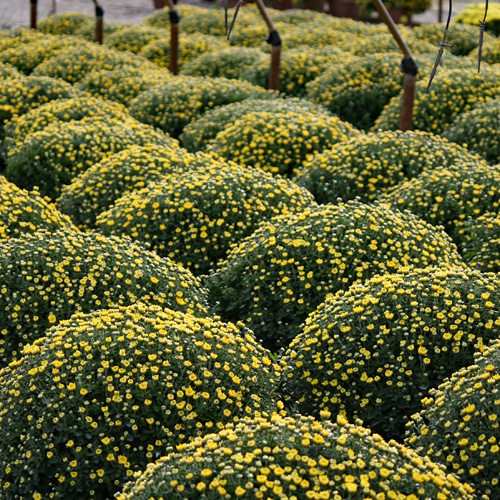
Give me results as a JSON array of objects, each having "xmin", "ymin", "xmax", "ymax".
[{"xmin": 0, "ymin": 0, "xmax": 480, "ymax": 29}]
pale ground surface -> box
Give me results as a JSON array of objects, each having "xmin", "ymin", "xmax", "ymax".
[{"xmin": 0, "ymin": 0, "xmax": 481, "ymax": 29}]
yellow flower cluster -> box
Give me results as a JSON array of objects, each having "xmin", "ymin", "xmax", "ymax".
[
  {"xmin": 105, "ymin": 24, "xmax": 168, "ymax": 54},
  {"xmin": 443, "ymin": 96, "xmax": 500, "ymax": 164},
  {"xmin": 374, "ymin": 66, "xmax": 500, "ymax": 134},
  {"xmin": 37, "ymin": 11, "xmax": 94, "ymax": 36},
  {"xmin": 208, "ymin": 110, "xmax": 357, "ymax": 175},
  {"xmin": 3, "ymin": 95, "xmax": 129, "ymax": 146},
  {"xmin": 0, "ymin": 303, "xmax": 279, "ymax": 499},
  {"xmin": 0, "ymin": 61, "xmax": 20, "ymax": 79},
  {"xmin": 454, "ymin": 2, "xmax": 500, "ymax": 36},
  {"xmin": 4, "ymin": 116, "xmax": 177, "ymax": 198},
  {"xmin": 380, "ymin": 162, "xmax": 500, "ymax": 244},
  {"xmin": 31, "ymin": 43, "xmax": 156, "ymax": 84},
  {"xmin": 206, "ymin": 200, "xmax": 462, "ymax": 350},
  {"xmin": 181, "ymin": 96, "xmax": 329, "ymax": 153},
  {"xmin": 406, "ymin": 339, "xmax": 500, "ymax": 499},
  {"xmin": 457, "ymin": 211, "xmax": 500, "ymax": 272},
  {"xmin": 0, "ymin": 228, "xmax": 209, "ymax": 366},
  {"xmin": 140, "ymin": 33, "xmax": 229, "ymax": 70},
  {"xmin": 117, "ymin": 414, "xmax": 474, "ymax": 500},
  {"xmin": 279, "ymin": 266, "xmax": 500, "ymax": 440},
  {"xmin": 76, "ymin": 65, "xmax": 170, "ymax": 106},
  {"xmin": 0, "ymin": 176, "xmax": 76, "ymax": 239},
  {"xmin": 294, "ymin": 130, "xmax": 486, "ymax": 204},
  {"xmin": 128, "ymin": 75, "xmax": 271, "ymax": 138},
  {"xmin": 57, "ymin": 144, "xmax": 190, "ymax": 229},
  {"xmin": 95, "ymin": 158, "xmax": 316, "ymax": 275},
  {"xmin": 183, "ymin": 46, "xmax": 266, "ymax": 80}
]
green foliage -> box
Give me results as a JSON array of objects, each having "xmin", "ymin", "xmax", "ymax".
[
  {"xmin": 105, "ymin": 25, "xmax": 168, "ymax": 54},
  {"xmin": 0, "ymin": 303, "xmax": 278, "ymax": 499},
  {"xmin": 294, "ymin": 130, "xmax": 486, "ymax": 204},
  {"xmin": 139, "ymin": 34, "xmax": 229, "ymax": 70},
  {"xmin": 116, "ymin": 414, "xmax": 474, "ymax": 500},
  {"xmin": 205, "ymin": 201, "xmax": 463, "ymax": 350},
  {"xmin": 76, "ymin": 65, "xmax": 170, "ymax": 106},
  {"xmin": 453, "ymin": 2, "xmax": 500, "ymax": 36},
  {"xmin": 279, "ymin": 267, "xmax": 500, "ymax": 440},
  {"xmin": 4, "ymin": 117, "xmax": 177, "ymax": 199},
  {"xmin": 443, "ymin": 96, "xmax": 500, "ymax": 164},
  {"xmin": 406, "ymin": 339, "xmax": 500, "ymax": 499},
  {"xmin": 456, "ymin": 212, "xmax": 500, "ymax": 272},
  {"xmin": 95, "ymin": 159, "xmax": 316, "ymax": 275},
  {"xmin": 56, "ymin": 145, "xmax": 190, "ymax": 230},
  {"xmin": 183, "ymin": 47, "xmax": 266, "ymax": 80},
  {"xmin": 0, "ymin": 229, "xmax": 209, "ymax": 366},
  {"xmin": 128, "ymin": 76, "xmax": 271, "ymax": 138},
  {"xmin": 373, "ymin": 67, "xmax": 500, "ymax": 134},
  {"xmin": 379, "ymin": 163, "xmax": 500, "ymax": 244},
  {"xmin": 180, "ymin": 97, "xmax": 329, "ymax": 152},
  {"xmin": 37, "ymin": 11, "xmax": 94, "ymax": 36},
  {"xmin": 208, "ymin": 110, "xmax": 357, "ymax": 176},
  {"xmin": 0, "ymin": 176, "xmax": 77, "ymax": 239}
]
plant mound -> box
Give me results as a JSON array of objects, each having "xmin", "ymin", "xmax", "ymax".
[
  {"xmin": 208, "ymin": 110, "xmax": 357, "ymax": 176},
  {"xmin": 205, "ymin": 200, "xmax": 463, "ymax": 350},
  {"xmin": 454, "ymin": 2, "xmax": 500, "ymax": 35},
  {"xmin": 242, "ymin": 46, "xmax": 346, "ymax": 97},
  {"xmin": 180, "ymin": 97, "xmax": 330, "ymax": 152},
  {"xmin": 95, "ymin": 160, "xmax": 316, "ymax": 275},
  {"xmin": 0, "ymin": 176, "xmax": 76, "ymax": 239},
  {"xmin": 279, "ymin": 267, "xmax": 500, "ymax": 440},
  {"xmin": 31, "ymin": 44, "xmax": 152, "ymax": 84},
  {"xmin": 76, "ymin": 65, "xmax": 169, "ymax": 106},
  {"xmin": 57, "ymin": 145, "xmax": 191, "ymax": 229},
  {"xmin": 379, "ymin": 162, "xmax": 500, "ymax": 244},
  {"xmin": 0, "ymin": 304, "xmax": 279, "ymax": 500},
  {"xmin": 0, "ymin": 75, "xmax": 78, "ymax": 139},
  {"xmin": 37, "ymin": 11, "xmax": 94, "ymax": 35},
  {"xmin": 116, "ymin": 414, "xmax": 474, "ymax": 500},
  {"xmin": 373, "ymin": 67, "xmax": 500, "ymax": 133},
  {"xmin": 0, "ymin": 228, "xmax": 209, "ymax": 366},
  {"xmin": 306, "ymin": 52, "xmax": 407, "ymax": 130},
  {"xmin": 183, "ymin": 46, "xmax": 266, "ymax": 80},
  {"xmin": 457, "ymin": 211, "xmax": 500, "ymax": 272},
  {"xmin": 105, "ymin": 25, "xmax": 168, "ymax": 54},
  {"xmin": 0, "ymin": 62, "xmax": 21, "ymax": 79},
  {"xmin": 140, "ymin": 34, "xmax": 229, "ymax": 70},
  {"xmin": 128, "ymin": 76, "xmax": 270, "ymax": 138},
  {"xmin": 294, "ymin": 130, "xmax": 486, "ymax": 204},
  {"xmin": 406, "ymin": 339, "xmax": 500, "ymax": 499},
  {"xmin": 4, "ymin": 117, "xmax": 178, "ymax": 199},
  {"xmin": 443, "ymin": 96, "xmax": 500, "ymax": 164},
  {"xmin": 3, "ymin": 95, "xmax": 129, "ymax": 147}
]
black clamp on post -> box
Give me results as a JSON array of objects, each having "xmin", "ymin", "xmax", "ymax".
[
  {"xmin": 95, "ymin": 5, "xmax": 104, "ymax": 17},
  {"xmin": 169, "ymin": 10, "xmax": 181, "ymax": 25},
  {"xmin": 266, "ymin": 30, "xmax": 282, "ymax": 47},
  {"xmin": 401, "ymin": 56, "xmax": 418, "ymax": 76}
]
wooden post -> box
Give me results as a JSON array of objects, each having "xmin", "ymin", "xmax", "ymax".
[
  {"xmin": 95, "ymin": 3, "xmax": 104, "ymax": 44},
  {"xmin": 371, "ymin": 0, "xmax": 418, "ymax": 131},
  {"xmin": 30, "ymin": 0, "xmax": 38, "ymax": 30},
  {"xmin": 254, "ymin": 0, "xmax": 282, "ymax": 91},
  {"xmin": 166, "ymin": 0, "xmax": 180, "ymax": 75}
]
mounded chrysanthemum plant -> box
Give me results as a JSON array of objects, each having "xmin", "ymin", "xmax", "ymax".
[
  {"xmin": 116, "ymin": 413, "xmax": 474, "ymax": 500},
  {"xmin": 0, "ymin": 304, "xmax": 281, "ymax": 500},
  {"xmin": 294, "ymin": 130, "xmax": 485, "ymax": 204},
  {"xmin": 279, "ymin": 267, "xmax": 500, "ymax": 440},
  {"xmin": 0, "ymin": 228, "xmax": 209, "ymax": 366},
  {"xmin": 205, "ymin": 200, "xmax": 463, "ymax": 350},
  {"xmin": 406, "ymin": 339, "xmax": 500, "ymax": 500},
  {"xmin": 95, "ymin": 159, "xmax": 316, "ymax": 275}
]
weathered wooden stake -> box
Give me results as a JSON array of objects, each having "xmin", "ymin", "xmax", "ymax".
[
  {"xmin": 166, "ymin": 0, "xmax": 180, "ymax": 75},
  {"xmin": 30, "ymin": 0, "xmax": 38, "ymax": 29},
  {"xmin": 95, "ymin": 3, "xmax": 104, "ymax": 44},
  {"xmin": 254, "ymin": 0, "xmax": 282, "ymax": 91},
  {"xmin": 371, "ymin": 0, "xmax": 418, "ymax": 131}
]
